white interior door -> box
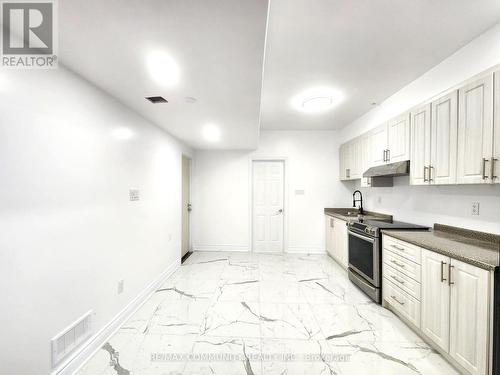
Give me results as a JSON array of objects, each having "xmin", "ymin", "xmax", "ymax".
[
  {"xmin": 252, "ymin": 161, "xmax": 284, "ymax": 253},
  {"xmin": 181, "ymin": 156, "xmax": 191, "ymax": 258}
]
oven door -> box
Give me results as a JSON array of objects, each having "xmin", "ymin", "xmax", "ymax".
[{"xmin": 348, "ymin": 230, "xmax": 380, "ymax": 287}]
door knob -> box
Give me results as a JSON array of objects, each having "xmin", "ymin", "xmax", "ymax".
[
  {"xmin": 187, "ymin": 204, "xmax": 192, "ymax": 212},
  {"xmin": 278, "ymin": 209, "xmax": 283, "ymax": 214}
]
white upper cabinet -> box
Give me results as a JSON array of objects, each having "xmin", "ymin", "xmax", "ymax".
[
  {"xmin": 349, "ymin": 137, "xmax": 362, "ymax": 179},
  {"xmin": 493, "ymin": 71, "xmax": 500, "ymax": 184},
  {"xmin": 360, "ymin": 133, "xmax": 372, "ymax": 187},
  {"xmin": 410, "ymin": 104, "xmax": 432, "ymax": 185},
  {"xmin": 431, "ymin": 90, "xmax": 458, "ymax": 185},
  {"xmin": 449, "ymin": 259, "xmax": 489, "ymax": 375},
  {"xmin": 387, "ymin": 113, "xmax": 410, "ymax": 163},
  {"xmin": 371, "ymin": 124, "xmax": 388, "ymax": 166},
  {"xmin": 457, "ymin": 73, "xmax": 494, "ymax": 184}
]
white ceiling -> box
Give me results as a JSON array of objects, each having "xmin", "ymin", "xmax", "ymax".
[
  {"xmin": 59, "ymin": 1, "xmax": 500, "ymax": 148},
  {"xmin": 59, "ymin": 0, "xmax": 269, "ymax": 150},
  {"xmin": 260, "ymin": 0, "xmax": 500, "ymax": 130}
]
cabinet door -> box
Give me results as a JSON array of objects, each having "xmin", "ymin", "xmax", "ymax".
[
  {"xmin": 325, "ymin": 216, "xmax": 334, "ymax": 256},
  {"xmin": 371, "ymin": 124, "xmax": 388, "ymax": 166},
  {"xmin": 431, "ymin": 90, "xmax": 458, "ymax": 185},
  {"xmin": 350, "ymin": 138, "xmax": 362, "ymax": 179},
  {"xmin": 421, "ymin": 249, "xmax": 450, "ymax": 351},
  {"xmin": 388, "ymin": 113, "xmax": 410, "ymax": 163},
  {"xmin": 449, "ymin": 259, "xmax": 489, "ymax": 375},
  {"xmin": 338, "ymin": 219, "xmax": 348, "ymax": 269},
  {"xmin": 457, "ymin": 73, "xmax": 494, "ymax": 184},
  {"xmin": 339, "ymin": 144, "xmax": 347, "ymax": 180},
  {"xmin": 493, "ymin": 71, "xmax": 500, "ymax": 184},
  {"xmin": 410, "ymin": 104, "xmax": 431, "ymax": 185},
  {"xmin": 360, "ymin": 134, "xmax": 372, "ymax": 187}
]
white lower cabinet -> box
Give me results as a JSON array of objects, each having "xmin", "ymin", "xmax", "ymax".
[
  {"xmin": 384, "ymin": 238, "xmax": 491, "ymax": 375},
  {"xmin": 325, "ymin": 216, "xmax": 348, "ymax": 269},
  {"xmin": 449, "ymin": 259, "xmax": 490, "ymax": 375},
  {"xmin": 421, "ymin": 249, "xmax": 450, "ymax": 351}
]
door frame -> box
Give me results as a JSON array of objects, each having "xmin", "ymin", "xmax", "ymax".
[
  {"xmin": 181, "ymin": 154, "xmax": 192, "ymax": 260},
  {"xmin": 249, "ymin": 157, "xmax": 289, "ymax": 253}
]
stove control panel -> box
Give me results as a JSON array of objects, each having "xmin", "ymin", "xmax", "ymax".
[{"xmin": 364, "ymin": 226, "xmax": 377, "ymax": 236}]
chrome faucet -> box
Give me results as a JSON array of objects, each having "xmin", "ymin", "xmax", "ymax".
[{"xmin": 353, "ymin": 190, "xmax": 364, "ymax": 214}]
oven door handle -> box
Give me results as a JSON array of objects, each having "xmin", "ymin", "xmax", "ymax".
[{"xmin": 348, "ymin": 230, "xmax": 376, "ymax": 243}]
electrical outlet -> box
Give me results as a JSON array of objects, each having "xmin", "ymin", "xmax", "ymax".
[
  {"xmin": 117, "ymin": 280, "xmax": 124, "ymax": 294},
  {"xmin": 472, "ymin": 202, "xmax": 480, "ymax": 216}
]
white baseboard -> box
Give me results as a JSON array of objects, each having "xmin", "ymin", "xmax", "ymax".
[
  {"xmin": 193, "ymin": 244, "xmax": 249, "ymax": 252},
  {"xmin": 286, "ymin": 245, "xmax": 326, "ymax": 254},
  {"xmin": 53, "ymin": 259, "xmax": 180, "ymax": 375}
]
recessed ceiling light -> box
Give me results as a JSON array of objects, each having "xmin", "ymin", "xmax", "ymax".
[
  {"xmin": 291, "ymin": 87, "xmax": 344, "ymax": 114},
  {"xmin": 145, "ymin": 96, "xmax": 168, "ymax": 104},
  {"xmin": 147, "ymin": 50, "xmax": 180, "ymax": 87},
  {"xmin": 202, "ymin": 123, "xmax": 221, "ymax": 142},
  {"xmin": 112, "ymin": 127, "xmax": 134, "ymax": 140}
]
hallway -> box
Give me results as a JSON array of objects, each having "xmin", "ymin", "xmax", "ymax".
[{"xmin": 77, "ymin": 252, "xmax": 457, "ymax": 375}]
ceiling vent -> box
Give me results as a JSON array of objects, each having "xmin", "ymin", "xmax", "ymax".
[{"xmin": 145, "ymin": 96, "xmax": 168, "ymax": 104}]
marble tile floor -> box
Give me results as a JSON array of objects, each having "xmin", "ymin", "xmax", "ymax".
[{"xmin": 77, "ymin": 252, "xmax": 459, "ymax": 375}]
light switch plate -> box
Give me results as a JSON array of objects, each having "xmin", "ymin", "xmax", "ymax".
[
  {"xmin": 129, "ymin": 189, "xmax": 140, "ymax": 201},
  {"xmin": 472, "ymin": 202, "xmax": 480, "ymax": 216},
  {"xmin": 117, "ymin": 280, "xmax": 124, "ymax": 294}
]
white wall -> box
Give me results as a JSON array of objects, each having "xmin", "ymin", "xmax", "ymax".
[
  {"xmin": 338, "ymin": 22, "xmax": 500, "ymax": 234},
  {"xmin": 0, "ymin": 67, "xmax": 191, "ymax": 374},
  {"xmin": 192, "ymin": 130, "xmax": 352, "ymax": 253}
]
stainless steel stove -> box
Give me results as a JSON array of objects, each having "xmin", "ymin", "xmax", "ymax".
[{"xmin": 347, "ymin": 218, "xmax": 429, "ymax": 303}]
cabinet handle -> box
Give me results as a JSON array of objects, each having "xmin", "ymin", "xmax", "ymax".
[
  {"xmin": 448, "ymin": 265, "xmax": 454, "ymax": 285},
  {"xmin": 482, "ymin": 158, "xmax": 489, "ymax": 180},
  {"xmin": 330, "ymin": 218, "xmax": 334, "ymax": 228},
  {"xmin": 423, "ymin": 166, "xmax": 428, "ymax": 182},
  {"xmin": 383, "ymin": 150, "xmax": 387, "ymax": 162},
  {"xmin": 346, "ymin": 168, "xmax": 350, "ymax": 178},
  {"xmin": 390, "ymin": 259, "xmax": 405, "ymax": 268},
  {"xmin": 429, "ymin": 165, "xmax": 434, "ymax": 182},
  {"xmin": 440, "ymin": 261, "xmax": 447, "ymax": 282},
  {"xmin": 391, "ymin": 295, "xmax": 405, "ymax": 306},
  {"xmin": 492, "ymin": 158, "xmax": 498, "ymax": 180},
  {"xmin": 390, "ymin": 244, "xmax": 405, "ymax": 252},
  {"xmin": 387, "ymin": 149, "xmax": 390, "ymax": 162},
  {"xmin": 391, "ymin": 275, "xmax": 405, "ymax": 284}
]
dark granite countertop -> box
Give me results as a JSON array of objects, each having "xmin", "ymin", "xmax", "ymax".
[
  {"xmin": 382, "ymin": 224, "xmax": 500, "ymax": 271},
  {"xmin": 324, "ymin": 208, "xmax": 392, "ymax": 222}
]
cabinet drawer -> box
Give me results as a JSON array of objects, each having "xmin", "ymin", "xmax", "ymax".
[
  {"xmin": 383, "ymin": 249, "xmax": 421, "ymax": 282},
  {"xmin": 383, "ymin": 278, "xmax": 421, "ymax": 329},
  {"xmin": 383, "ymin": 236, "xmax": 421, "ymax": 264},
  {"xmin": 383, "ymin": 262, "xmax": 421, "ymax": 300}
]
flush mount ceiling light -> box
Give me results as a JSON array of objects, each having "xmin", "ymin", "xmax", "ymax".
[
  {"xmin": 147, "ymin": 50, "xmax": 180, "ymax": 87},
  {"xmin": 291, "ymin": 87, "xmax": 344, "ymax": 114},
  {"xmin": 202, "ymin": 123, "xmax": 221, "ymax": 142}
]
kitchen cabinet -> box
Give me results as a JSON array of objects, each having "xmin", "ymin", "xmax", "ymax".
[
  {"xmin": 492, "ymin": 71, "xmax": 500, "ymax": 184},
  {"xmin": 457, "ymin": 73, "xmax": 494, "ymax": 184},
  {"xmin": 421, "ymin": 249, "xmax": 450, "ymax": 351},
  {"xmin": 360, "ymin": 133, "xmax": 372, "ymax": 187},
  {"xmin": 325, "ymin": 216, "xmax": 348, "ymax": 269},
  {"xmin": 449, "ymin": 259, "xmax": 489, "ymax": 375},
  {"xmin": 370, "ymin": 115, "xmax": 410, "ymax": 167},
  {"xmin": 410, "ymin": 103, "xmax": 432, "ymax": 185},
  {"xmin": 371, "ymin": 124, "xmax": 388, "ymax": 166},
  {"xmin": 431, "ymin": 90, "xmax": 458, "ymax": 184},
  {"xmin": 410, "ymin": 91, "xmax": 458, "ymax": 186},
  {"xmin": 419, "ymin": 248, "xmax": 490, "ymax": 375},
  {"xmin": 387, "ymin": 113, "xmax": 411, "ymax": 163},
  {"xmin": 339, "ymin": 137, "xmax": 362, "ymax": 181}
]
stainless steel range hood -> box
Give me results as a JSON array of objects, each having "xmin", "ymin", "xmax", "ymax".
[{"xmin": 363, "ymin": 160, "xmax": 410, "ymax": 178}]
